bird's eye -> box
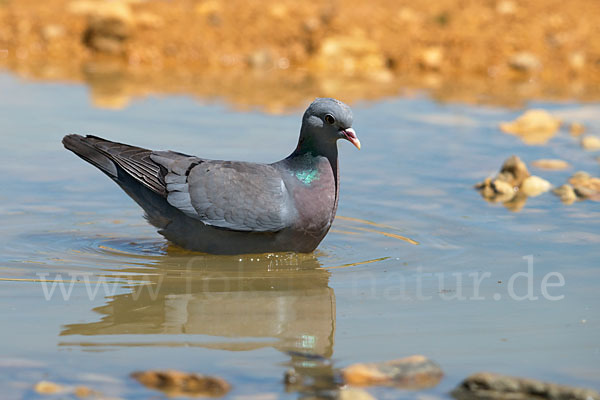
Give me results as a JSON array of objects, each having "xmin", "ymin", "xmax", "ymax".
[{"xmin": 324, "ymin": 114, "xmax": 335, "ymax": 124}]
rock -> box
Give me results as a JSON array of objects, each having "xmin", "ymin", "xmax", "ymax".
[
  {"xmin": 568, "ymin": 171, "xmax": 600, "ymax": 200},
  {"xmin": 131, "ymin": 370, "xmax": 230, "ymax": 397},
  {"xmin": 499, "ymin": 110, "xmax": 561, "ymax": 145},
  {"xmin": 452, "ymin": 372, "xmax": 600, "ymax": 400},
  {"xmin": 475, "ymin": 178, "xmax": 515, "ymax": 203},
  {"xmin": 83, "ymin": 16, "xmax": 131, "ymax": 54},
  {"xmin": 475, "ymin": 156, "xmax": 554, "ymax": 210},
  {"xmin": 552, "ymin": 184, "xmax": 577, "ymax": 204},
  {"xmin": 74, "ymin": 1, "xmax": 133, "ymax": 54},
  {"xmin": 74, "ymin": 386, "xmax": 93, "ymax": 398},
  {"xmin": 520, "ymin": 176, "xmax": 552, "ymax": 197},
  {"xmin": 508, "ymin": 52, "xmax": 541, "ymax": 72},
  {"xmin": 531, "ymin": 159, "xmax": 570, "ymax": 170},
  {"xmin": 419, "ymin": 47, "xmax": 443, "ymax": 70},
  {"xmin": 475, "ymin": 156, "xmax": 531, "ymax": 204},
  {"xmin": 341, "ymin": 355, "xmax": 443, "ymax": 389},
  {"xmin": 581, "ymin": 135, "xmax": 600, "ymax": 150},
  {"xmin": 339, "ymin": 387, "xmax": 377, "ymax": 400},
  {"xmin": 497, "ymin": 155, "xmax": 530, "ymax": 187},
  {"xmin": 569, "ymin": 122, "xmax": 585, "ymax": 136},
  {"xmin": 503, "ymin": 192, "xmax": 528, "ymax": 212},
  {"xmin": 491, "ymin": 179, "xmax": 514, "ymax": 195},
  {"xmin": 34, "ymin": 380, "xmax": 64, "ymax": 394}
]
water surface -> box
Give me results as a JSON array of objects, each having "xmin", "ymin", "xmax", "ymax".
[{"xmin": 0, "ymin": 74, "xmax": 598, "ymax": 399}]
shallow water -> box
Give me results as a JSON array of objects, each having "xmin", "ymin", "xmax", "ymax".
[{"xmin": 0, "ymin": 73, "xmax": 599, "ymax": 399}]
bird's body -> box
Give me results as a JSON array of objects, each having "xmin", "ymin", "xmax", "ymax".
[{"xmin": 63, "ymin": 98, "xmax": 360, "ymax": 254}]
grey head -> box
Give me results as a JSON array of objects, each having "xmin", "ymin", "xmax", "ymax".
[{"xmin": 296, "ymin": 98, "xmax": 360, "ymax": 155}]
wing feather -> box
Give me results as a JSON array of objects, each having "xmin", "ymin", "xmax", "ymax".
[{"xmin": 151, "ymin": 152, "xmax": 295, "ymax": 232}]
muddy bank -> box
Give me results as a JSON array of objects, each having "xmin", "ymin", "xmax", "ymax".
[{"xmin": 1, "ymin": 0, "xmax": 599, "ymax": 110}]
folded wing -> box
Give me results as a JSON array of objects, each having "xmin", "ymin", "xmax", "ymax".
[{"xmin": 151, "ymin": 151, "xmax": 295, "ymax": 232}]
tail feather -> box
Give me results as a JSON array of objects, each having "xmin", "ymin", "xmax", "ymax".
[
  {"xmin": 62, "ymin": 134, "xmax": 119, "ymax": 178},
  {"xmin": 62, "ymin": 134, "xmax": 166, "ymax": 196}
]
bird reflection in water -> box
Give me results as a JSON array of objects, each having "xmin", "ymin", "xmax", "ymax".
[{"xmin": 60, "ymin": 249, "xmax": 339, "ymax": 397}]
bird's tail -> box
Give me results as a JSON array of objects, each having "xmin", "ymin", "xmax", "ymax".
[
  {"xmin": 62, "ymin": 134, "xmax": 119, "ymax": 178},
  {"xmin": 62, "ymin": 134, "xmax": 166, "ymax": 196},
  {"xmin": 62, "ymin": 134, "xmax": 174, "ymax": 229}
]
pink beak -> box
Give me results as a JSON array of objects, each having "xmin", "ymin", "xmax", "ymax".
[{"xmin": 342, "ymin": 128, "xmax": 361, "ymax": 150}]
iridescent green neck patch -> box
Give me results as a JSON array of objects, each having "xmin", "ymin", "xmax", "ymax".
[{"xmin": 295, "ymin": 169, "xmax": 320, "ymax": 185}]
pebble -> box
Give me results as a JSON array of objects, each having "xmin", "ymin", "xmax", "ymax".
[
  {"xmin": 34, "ymin": 381, "xmax": 64, "ymax": 395},
  {"xmin": 497, "ymin": 155, "xmax": 530, "ymax": 187},
  {"xmin": 339, "ymin": 387, "xmax": 377, "ymax": 400},
  {"xmin": 508, "ymin": 52, "xmax": 541, "ymax": 72},
  {"xmin": 342, "ymin": 355, "xmax": 443, "ymax": 389},
  {"xmin": 567, "ymin": 171, "xmax": 600, "ymax": 200},
  {"xmin": 475, "ymin": 156, "xmax": 532, "ymax": 204},
  {"xmin": 452, "ymin": 372, "xmax": 600, "ymax": 400},
  {"xmin": 581, "ymin": 135, "xmax": 600, "ymax": 150},
  {"xmin": 131, "ymin": 370, "xmax": 230, "ymax": 397},
  {"xmin": 74, "ymin": 386, "xmax": 93, "ymax": 398},
  {"xmin": 500, "ymin": 110, "xmax": 560, "ymax": 145},
  {"xmin": 552, "ymin": 184, "xmax": 577, "ymax": 204},
  {"xmin": 491, "ymin": 179, "xmax": 514, "ymax": 195},
  {"xmin": 531, "ymin": 159, "xmax": 570, "ymax": 170},
  {"xmin": 520, "ymin": 176, "xmax": 552, "ymax": 197},
  {"xmin": 569, "ymin": 122, "xmax": 585, "ymax": 136}
]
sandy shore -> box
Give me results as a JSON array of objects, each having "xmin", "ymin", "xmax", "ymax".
[{"xmin": 1, "ymin": 0, "xmax": 599, "ymax": 110}]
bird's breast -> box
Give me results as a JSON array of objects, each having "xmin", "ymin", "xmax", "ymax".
[{"xmin": 287, "ymin": 159, "xmax": 336, "ymax": 237}]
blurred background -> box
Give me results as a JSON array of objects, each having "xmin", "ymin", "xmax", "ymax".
[{"xmin": 1, "ymin": 0, "xmax": 599, "ymax": 111}]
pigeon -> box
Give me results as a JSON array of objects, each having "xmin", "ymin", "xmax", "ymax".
[{"xmin": 62, "ymin": 98, "xmax": 360, "ymax": 254}]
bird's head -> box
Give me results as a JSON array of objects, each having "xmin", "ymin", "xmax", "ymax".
[{"xmin": 300, "ymin": 98, "xmax": 360, "ymax": 151}]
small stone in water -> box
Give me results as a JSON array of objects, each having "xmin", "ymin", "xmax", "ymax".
[
  {"xmin": 568, "ymin": 171, "xmax": 600, "ymax": 200},
  {"xmin": 131, "ymin": 370, "xmax": 230, "ymax": 397},
  {"xmin": 520, "ymin": 176, "xmax": 552, "ymax": 197},
  {"xmin": 34, "ymin": 381, "xmax": 64, "ymax": 394},
  {"xmin": 569, "ymin": 122, "xmax": 585, "ymax": 136},
  {"xmin": 74, "ymin": 386, "xmax": 95, "ymax": 398},
  {"xmin": 552, "ymin": 184, "xmax": 577, "ymax": 204},
  {"xmin": 581, "ymin": 135, "xmax": 600, "ymax": 151},
  {"xmin": 452, "ymin": 372, "xmax": 600, "ymax": 400},
  {"xmin": 497, "ymin": 155, "xmax": 530, "ymax": 187},
  {"xmin": 499, "ymin": 110, "xmax": 560, "ymax": 145},
  {"xmin": 491, "ymin": 179, "xmax": 514, "ymax": 195},
  {"xmin": 339, "ymin": 387, "xmax": 377, "ymax": 400},
  {"xmin": 531, "ymin": 159, "xmax": 570, "ymax": 170},
  {"xmin": 342, "ymin": 355, "xmax": 443, "ymax": 389}
]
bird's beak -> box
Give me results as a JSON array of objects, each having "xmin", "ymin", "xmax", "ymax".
[{"xmin": 341, "ymin": 128, "xmax": 361, "ymax": 150}]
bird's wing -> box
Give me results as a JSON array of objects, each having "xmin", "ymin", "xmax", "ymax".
[
  {"xmin": 63, "ymin": 134, "xmax": 167, "ymax": 196},
  {"xmin": 151, "ymin": 151, "xmax": 295, "ymax": 232}
]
